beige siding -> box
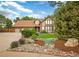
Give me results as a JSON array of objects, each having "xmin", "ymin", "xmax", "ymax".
[{"xmin": 40, "ymin": 18, "xmax": 53, "ymax": 33}]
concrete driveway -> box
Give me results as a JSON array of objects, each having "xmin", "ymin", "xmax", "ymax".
[{"xmin": 0, "ymin": 33, "xmax": 22, "ymax": 51}]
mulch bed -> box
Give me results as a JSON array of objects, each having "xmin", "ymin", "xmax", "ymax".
[{"xmin": 54, "ymin": 39, "xmax": 79, "ymax": 54}]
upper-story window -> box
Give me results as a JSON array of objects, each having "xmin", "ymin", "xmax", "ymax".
[
  {"xmin": 48, "ymin": 20, "xmax": 50, "ymax": 24},
  {"xmin": 35, "ymin": 20, "xmax": 40, "ymax": 25},
  {"xmin": 46, "ymin": 20, "xmax": 48, "ymax": 24},
  {"xmin": 45, "ymin": 18, "xmax": 52, "ymax": 25},
  {"xmin": 50, "ymin": 20, "xmax": 52, "ymax": 24}
]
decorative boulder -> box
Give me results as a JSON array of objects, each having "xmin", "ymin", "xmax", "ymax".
[{"xmin": 64, "ymin": 38, "xmax": 78, "ymax": 47}]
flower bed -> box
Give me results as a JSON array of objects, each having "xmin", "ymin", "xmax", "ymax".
[
  {"xmin": 7, "ymin": 43, "xmax": 79, "ymax": 57},
  {"xmin": 54, "ymin": 39, "xmax": 79, "ymax": 54}
]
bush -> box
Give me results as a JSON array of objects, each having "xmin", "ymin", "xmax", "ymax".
[
  {"xmin": 40, "ymin": 30, "xmax": 47, "ymax": 33},
  {"xmin": 35, "ymin": 33, "xmax": 39, "ymax": 36},
  {"xmin": 31, "ymin": 34, "xmax": 37, "ymax": 40},
  {"xmin": 10, "ymin": 41, "xmax": 19, "ymax": 49},
  {"xmin": 21, "ymin": 29, "xmax": 32, "ymax": 37},
  {"xmin": 19, "ymin": 39, "xmax": 25, "ymax": 45},
  {"xmin": 21, "ymin": 29, "xmax": 36, "ymax": 38},
  {"xmin": 30, "ymin": 29, "xmax": 36, "ymax": 35}
]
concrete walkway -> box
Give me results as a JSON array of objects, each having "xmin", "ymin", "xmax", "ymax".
[
  {"xmin": 0, "ymin": 51, "xmax": 53, "ymax": 57},
  {"xmin": 0, "ymin": 33, "xmax": 22, "ymax": 51},
  {"xmin": 0, "ymin": 33, "xmax": 54, "ymax": 57}
]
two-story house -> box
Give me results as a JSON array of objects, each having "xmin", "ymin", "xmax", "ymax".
[{"xmin": 13, "ymin": 17, "xmax": 54, "ymax": 33}]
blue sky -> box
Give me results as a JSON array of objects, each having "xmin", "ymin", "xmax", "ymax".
[{"xmin": 0, "ymin": 1, "xmax": 57, "ymax": 20}]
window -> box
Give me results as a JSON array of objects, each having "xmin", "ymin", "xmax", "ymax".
[
  {"xmin": 48, "ymin": 27, "xmax": 49, "ymax": 30},
  {"xmin": 49, "ymin": 27, "xmax": 52, "ymax": 32},
  {"xmin": 46, "ymin": 20, "xmax": 48, "ymax": 24},
  {"xmin": 35, "ymin": 20, "xmax": 40, "ymax": 24},
  {"xmin": 50, "ymin": 20, "xmax": 52, "ymax": 24},
  {"xmin": 45, "ymin": 27, "xmax": 48, "ymax": 32},
  {"xmin": 48, "ymin": 20, "xmax": 50, "ymax": 24}
]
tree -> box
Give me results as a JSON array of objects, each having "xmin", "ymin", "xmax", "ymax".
[
  {"xmin": 14, "ymin": 17, "xmax": 20, "ymax": 22},
  {"xmin": 52, "ymin": 1, "xmax": 79, "ymax": 39},
  {"xmin": 4, "ymin": 18, "xmax": 12, "ymax": 28},
  {"xmin": 0, "ymin": 15, "xmax": 6, "ymax": 29},
  {"xmin": 14, "ymin": 16, "xmax": 37, "ymax": 23},
  {"xmin": 0, "ymin": 15, "xmax": 6, "ymax": 21},
  {"xmin": 48, "ymin": 1, "xmax": 62, "ymax": 7},
  {"xmin": 21, "ymin": 16, "xmax": 36, "ymax": 20}
]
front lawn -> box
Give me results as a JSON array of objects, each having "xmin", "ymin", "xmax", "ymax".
[
  {"xmin": 37, "ymin": 33, "xmax": 57, "ymax": 44},
  {"xmin": 37, "ymin": 33, "xmax": 57, "ymax": 39}
]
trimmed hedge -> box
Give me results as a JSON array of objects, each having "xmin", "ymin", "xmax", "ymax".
[
  {"xmin": 21, "ymin": 29, "xmax": 36, "ymax": 38},
  {"xmin": 40, "ymin": 30, "xmax": 47, "ymax": 33}
]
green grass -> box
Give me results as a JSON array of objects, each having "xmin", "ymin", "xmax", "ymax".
[{"xmin": 37, "ymin": 33, "xmax": 57, "ymax": 39}]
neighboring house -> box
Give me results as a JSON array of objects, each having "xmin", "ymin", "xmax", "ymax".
[{"xmin": 13, "ymin": 17, "xmax": 54, "ymax": 33}]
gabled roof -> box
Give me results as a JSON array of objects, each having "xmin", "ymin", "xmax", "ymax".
[
  {"xmin": 13, "ymin": 20, "xmax": 40, "ymax": 28},
  {"xmin": 40, "ymin": 16, "xmax": 53, "ymax": 23}
]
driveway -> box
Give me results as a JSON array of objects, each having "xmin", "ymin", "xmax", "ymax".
[{"xmin": 0, "ymin": 33, "xmax": 22, "ymax": 51}]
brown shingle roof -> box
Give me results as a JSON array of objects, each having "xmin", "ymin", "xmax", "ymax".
[{"xmin": 13, "ymin": 20, "xmax": 40, "ymax": 28}]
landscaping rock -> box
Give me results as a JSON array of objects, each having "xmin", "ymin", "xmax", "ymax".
[
  {"xmin": 25, "ymin": 38, "xmax": 35, "ymax": 43},
  {"xmin": 64, "ymin": 38, "xmax": 78, "ymax": 47},
  {"xmin": 7, "ymin": 43, "xmax": 79, "ymax": 56}
]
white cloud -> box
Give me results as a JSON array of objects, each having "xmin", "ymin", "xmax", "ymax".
[
  {"xmin": 0, "ymin": 2, "xmax": 8, "ymax": 6},
  {"xmin": 19, "ymin": 1, "xmax": 26, "ymax": 3},
  {"xmin": 6, "ymin": 9, "xmax": 20, "ymax": 15},
  {"xmin": 0, "ymin": 6, "xmax": 20, "ymax": 15},
  {"xmin": 0, "ymin": 6, "xmax": 20, "ymax": 19},
  {"xmin": 0, "ymin": 1, "xmax": 33, "ymax": 13}
]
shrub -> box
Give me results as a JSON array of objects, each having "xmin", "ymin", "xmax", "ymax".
[
  {"xmin": 21, "ymin": 29, "xmax": 36, "ymax": 38},
  {"xmin": 21, "ymin": 29, "xmax": 32, "ymax": 38},
  {"xmin": 30, "ymin": 29, "xmax": 36, "ymax": 35},
  {"xmin": 35, "ymin": 33, "xmax": 39, "ymax": 36},
  {"xmin": 31, "ymin": 34, "xmax": 37, "ymax": 40},
  {"xmin": 19, "ymin": 39, "xmax": 25, "ymax": 45},
  {"xmin": 10, "ymin": 41, "xmax": 19, "ymax": 49},
  {"xmin": 40, "ymin": 30, "xmax": 47, "ymax": 33}
]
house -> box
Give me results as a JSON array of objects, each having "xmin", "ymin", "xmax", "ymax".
[{"xmin": 13, "ymin": 17, "xmax": 54, "ymax": 33}]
